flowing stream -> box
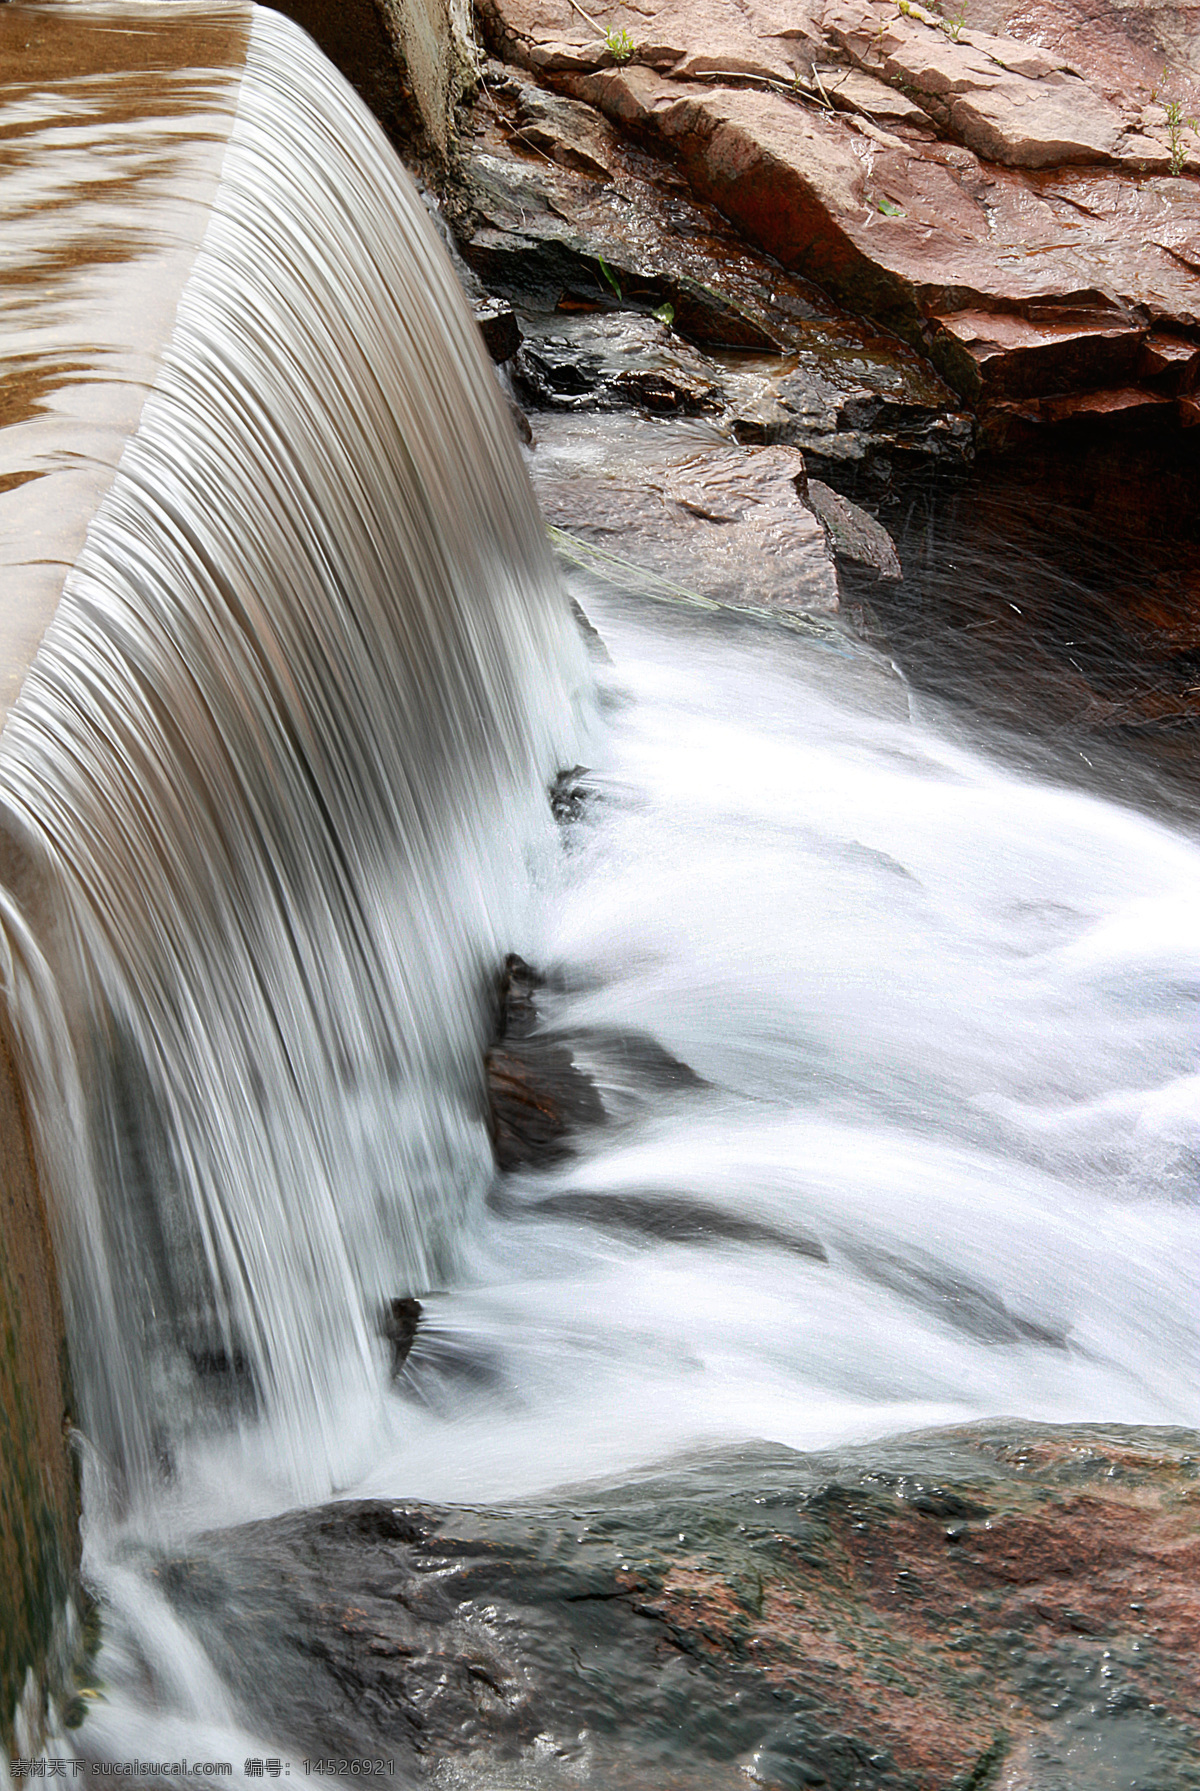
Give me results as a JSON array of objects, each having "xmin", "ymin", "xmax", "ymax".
[{"xmin": 1, "ymin": 1, "xmax": 1197, "ymax": 1776}]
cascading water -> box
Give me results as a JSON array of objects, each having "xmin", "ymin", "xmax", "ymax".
[
  {"xmin": 0, "ymin": 4, "xmax": 590, "ymax": 1508},
  {"xmin": 3, "ymin": 2, "xmax": 1199, "ymax": 1777}
]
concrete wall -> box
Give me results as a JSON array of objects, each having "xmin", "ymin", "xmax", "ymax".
[
  {"xmin": 0, "ymin": 1023, "xmax": 75, "ymax": 1759},
  {"xmin": 0, "ymin": 0, "xmax": 472, "ymax": 1747},
  {"xmin": 267, "ymin": 0, "xmax": 476, "ymax": 155}
]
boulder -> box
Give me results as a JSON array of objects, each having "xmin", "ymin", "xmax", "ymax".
[
  {"xmin": 158, "ymin": 1423, "xmax": 1200, "ymax": 1787},
  {"xmin": 535, "ymin": 421, "xmax": 843, "ymax": 620}
]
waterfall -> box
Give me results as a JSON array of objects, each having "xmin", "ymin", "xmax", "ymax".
[{"xmin": 0, "ymin": 6, "xmax": 590, "ymax": 1504}]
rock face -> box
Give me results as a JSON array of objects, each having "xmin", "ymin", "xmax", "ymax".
[
  {"xmin": 448, "ymin": 58, "xmax": 974, "ymax": 486},
  {"xmin": 474, "ymin": 0, "xmax": 1200, "ymax": 433},
  {"xmin": 159, "ymin": 1424, "xmax": 1200, "ymax": 1788}
]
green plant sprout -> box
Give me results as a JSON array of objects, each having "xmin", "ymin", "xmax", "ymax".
[
  {"xmin": 652, "ymin": 302, "xmax": 675, "ymax": 328},
  {"xmin": 565, "ymin": 0, "xmax": 639, "ymax": 63},
  {"xmin": 877, "ymin": 196, "xmax": 905, "ymax": 216},
  {"xmin": 1165, "ymin": 98, "xmax": 1197, "ymax": 176},
  {"xmin": 941, "ymin": 5, "xmax": 966, "ymax": 41},
  {"xmin": 596, "ymin": 254, "xmax": 623, "ymax": 300}
]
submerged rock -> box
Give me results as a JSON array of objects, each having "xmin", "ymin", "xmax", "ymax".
[
  {"xmin": 485, "ymin": 954, "xmax": 606, "ymax": 1169},
  {"xmin": 158, "ymin": 1422, "xmax": 1200, "ymax": 1787}
]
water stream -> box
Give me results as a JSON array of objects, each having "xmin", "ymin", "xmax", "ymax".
[{"xmin": 1, "ymin": 1, "xmax": 1197, "ymax": 1776}]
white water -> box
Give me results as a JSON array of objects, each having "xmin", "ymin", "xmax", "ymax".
[
  {"xmin": 76, "ymin": 574, "xmax": 1200, "ymax": 1777},
  {"xmin": 2, "ymin": 1, "xmax": 1197, "ymax": 1772},
  {"xmin": 335, "ymin": 590, "xmax": 1200, "ymax": 1504}
]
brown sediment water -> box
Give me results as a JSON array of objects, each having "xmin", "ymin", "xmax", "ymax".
[
  {"xmin": 0, "ymin": 4, "xmax": 250, "ymax": 1751},
  {"xmin": 0, "ymin": 2, "xmax": 251, "ymax": 727}
]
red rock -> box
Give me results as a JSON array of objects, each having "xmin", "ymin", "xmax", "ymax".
[
  {"xmin": 932, "ymin": 306, "xmax": 1145, "ymax": 399},
  {"xmin": 1038, "ymin": 384, "xmax": 1173, "ymax": 422},
  {"xmin": 826, "ymin": 0, "xmax": 1150, "ymax": 169},
  {"xmin": 1140, "ymin": 330, "xmax": 1200, "ymax": 390},
  {"xmin": 476, "ymin": 0, "xmax": 1200, "ymax": 411}
]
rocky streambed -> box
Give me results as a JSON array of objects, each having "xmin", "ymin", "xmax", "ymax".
[
  {"xmin": 417, "ymin": 0, "xmax": 1200, "ymax": 784},
  {"xmin": 117, "ymin": 4, "xmax": 1200, "ymax": 1785},
  {"xmin": 157, "ymin": 1424, "xmax": 1200, "ymax": 1788}
]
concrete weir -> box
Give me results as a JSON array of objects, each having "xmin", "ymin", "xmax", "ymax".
[{"xmin": 0, "ymin": 4, "xmax": 251, "ymax": 1753}]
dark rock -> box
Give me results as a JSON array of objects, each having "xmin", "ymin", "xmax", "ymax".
[
  {"xmin": 474, "ymin": 295, "xmax": 522, "ymax": 361},
  {"xmin": 510, "ymin": 313, "xmax": 723, "ymax": 413},
  {"xmin": 485, "ymin": 1036, "xmax": 606, "ymax": 1168},
  {"xmin": 548, "ymin": 763, "xmax": 593, "ymax": 821},
  {"xmin": 805, "ymin": 479, "xmax": 901, "ymax": 579},
  {"xmin": 485, "ymin": 954, "xmax": 605, "ymax": 1168},
  {"xmin": 380, "ymin": 1296, "xmax": 423, "ymax": 1377},
  {"xmin": 157, "ymin": 1423, "xmax": 1200, "ymax": 1788},
  {"xmin": 392, "ymin": 1316, "xmax": 510, "ymax": 1411},
  {"xmin": 495, "ymin": 950, "xmax": 541, "ymax": 1040},
  {"xmin": 519, "ymin": 1188, "xmax": 826, "ymax": 1260}
]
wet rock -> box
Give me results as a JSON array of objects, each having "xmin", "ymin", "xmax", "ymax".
[
  {"xmin": 933, "ymin": 307, "xmax": 1147, "ymax": 405},
  {"xmin": 511, "ymin": 312, "xmax": 724, "ymax": 413},
  {"xmin": 505, "ymin": 389, "xmax": 535, "ymax": 442},
  {"xmin": 474, "ymin": 295, "xmax": 522, "ymax": 361},
  {"xmin": 804, "ymin": 479, "xmax": 901, "ymax": 578},
  {"xmin": 495, "ymin": 950, "xmax": 541, "ymax": 1039},
  {"xmin": 380, "ymin": 1295, "xmax": 423, "ymax": 1377},
  {"xmin": 485, "ymin": 954, "xmax": 606, "ymax": 1169},
  {"xmin": 536, "ymin": 423, "xmax": 842, "ymax": 621},
  {"xmin": 548, "ymin": 762, "xmax": 593, "ymax": 821},
  {"xmin": 158, "ymin": 1423, "xmax": 1200, "ymax": 1788},
  {"xmin": 505, "ymin": 80, "xmax": 621, "ymax": 179},
  {"xmin": 749, "ymin": 1716, "xmax": 910, "ymax": 1790},
  {"xmin": 448, "ymin": 68, "xmax": 827, "ymax": 347},
  {"xmin": 486, "ymin": 1036, "xmax": 605, "ymax": 1168},
  {"xmin": 448, "ymin": 66, "xmax": 972, "ymax": 481},
  {"xmin": 518, "ymin": 1188, "xmax": 826, "ymax": 1260},
  {"xmin": 473, "ymin": 0, "xmax": 1200, "ymax": 426}
]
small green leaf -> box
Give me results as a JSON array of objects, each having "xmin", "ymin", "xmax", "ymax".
[
  {"xmin": 652, "ymin": 302, "xmax": 675, "ymax": 328},
  {"xmin": 877, "ymin": 197, "xmax": 905, "ymax": 216},
  {"xmin": 596, "ymin": 254, "xmax": 623, "ymax": 300}
]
